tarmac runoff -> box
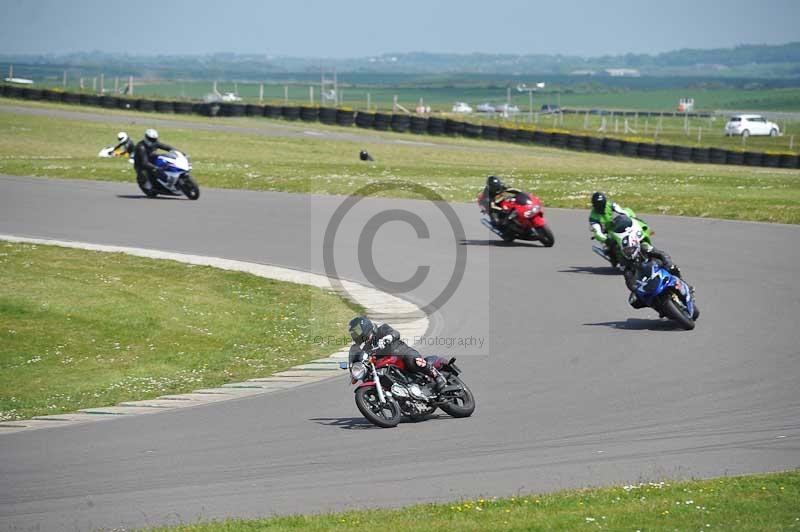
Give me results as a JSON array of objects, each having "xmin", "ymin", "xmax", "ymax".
[{"xmin": 0, "ymin": 234, "xmax": 429, "ymax": 435}]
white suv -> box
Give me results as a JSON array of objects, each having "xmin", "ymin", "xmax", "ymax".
[{"xmin": 725, "ymin": 114, "xmax": 780, "ymax": 137}]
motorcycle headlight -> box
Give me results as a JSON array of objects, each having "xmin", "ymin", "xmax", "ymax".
[{"xmin": 350, "ymin": 362, "xmax": 367, "ymax": 381}]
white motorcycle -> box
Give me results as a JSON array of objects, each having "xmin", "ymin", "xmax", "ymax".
[{"xmin": 137, "ymin": 150, "xmax": 200, "ymax": 200}]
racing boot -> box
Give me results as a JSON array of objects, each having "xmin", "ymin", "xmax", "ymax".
[{"xmin": 430, "ymin": 367, "xmax": 447, "ymax": 394}]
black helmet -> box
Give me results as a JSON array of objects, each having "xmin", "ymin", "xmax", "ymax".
[
  {"xmin": 486, "ymin": 175, "xmax": 506, "ymax": 196},
  {"xmin": 348, "ymin": 316, "xmax": 375, "ymax": 344},
  {"xmin": 591, "ymin": 191, "xmax": 607, "ymax": 212},
  {"xmin": 359, "ymin": 149, "xmax": 373, "ymax": 161}
]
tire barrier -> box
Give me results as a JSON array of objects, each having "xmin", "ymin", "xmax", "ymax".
[
  {"xmin": 780, "ymin": 154, "xmax": 799, "ymax": 169},
  {"xmin": 43, "ymin": 89, "xmax": 62, "ymax": 102},
  {"xmin": 621, "ymin": 141, "xmax": 638, "ymax": 157},
  {"xmin": 372, "ymin": 112, "xmax": 391, "ymax": 131},
  {"xmin": 427, "ymin": 117, "xmax": 445, "ymax": 135},
  {"xmin": 498, "ymin": 127, "xmax": 516, "ymax": 142},
  {"xmin": 300, "ymin": 106, "xmax": 319, "ymax": 122},
  {"xmin": 673, "ymin": 145, "xmax": 691, "ymax": 162},
  {"xmin": 335, "ymin": 109, "xmax": 355, "ymax": 127},
  {"xmin": 763, "ymin": 153, "xmax": 782, "ymax": 168},
  {"xmin": 690, "ymin": 147, "xmax": 711, "ymax": 164},
  {"xmin": 264, "ymin": 105, "xmax": 282, "ymax": 119},
  {"xmin": 744, "ymin": 151, "xmax": 764, "ymax": 167},
  {"xmin": 354, "ymin": 111, "xmax": 374, "ymax": 128},
  {"xmin": 281, "ymin": 105, "xmax": 300, "ymax": 121},
  {"xmin": 245, "ymin": 104, "xmax": 264, "ymax": 117},
  {"xmin": 516, "ymin": 129, "xmax": 535, "ymax": 144},
  {"xmin": 532, "ymin": 130, "xmax": 552, "ymax": 146},
  {"xmin": 637, "ymin": 143, "xmax": 656, "ymax": 159},
  {"xmin": 3, "ymin": 86, "xmax": 796, "ymax": 169},
  {"xmin": 567, "ymin": 134, "xmax": 588, "ymax": 151},
  {"xmin": 709, "ymin": 148, "xmax": 727, "ymax": 165},
  {"xmin": 409, "ymin": 115, "xmax": 428, "ymax": 134},
  {"xmin": 445, "ymin": 119, "xmax": 465, "ymax": 136},
  {"xmin": 463, "ymin": 122, "xmax": 482, "ymax": 138},
  {"xmin": 154, "ymin": 100, "xmax": 175, "ymax": 113},
  {"xmin": 656, "ymin": 144, "xmax": 674, "ymax": 161},
  {"xmin": 551, "ymin": 132, "xmax": 568, "ymax": 148},
  {"xmin": 603, "ymin": 138, "xmax": 622, "ymax": 155},
  {"xmin": 319, "ymin": 107, "xmax": 338, "ymax": 125},
  {"xmin": 135, "ymin": 99, "xmax": 154, "ymax": 112},
  {"xmin": 586, "ymin": 136, "xmax": 605, "ymax": 153},
  {"xmin": 726, "ymin": 151, "xmax": 744, "ymax": 165},
  {"xmin": 391, "ymin": 114, "xmax": 411, "ymax": 133},
  {"xmin": 480, "ymin": 125, "xmax": 499, "ymax": 141},
  {"xmin": 174, "ymin": 101, "xmax": 194, "ymax": 114}
]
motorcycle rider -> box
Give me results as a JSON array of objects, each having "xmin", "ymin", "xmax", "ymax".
[
  {"xmin": 479, "ymin": 175, "xmax": 522, "ymax": 228},
  {"xmin": 111, "ymin": 131, "xmax": 134, "ymax": 157},
  {"xmin": 133, "ymin": 128, "xmax": 174, "ymax": 191},
  {"xmin": 619, "ymin": 234, "xmax": 684, "ymax": 309},
  {"xmin": 348, "ymin": 316, "xmax": 447, "ymax": 394},
  {"xmin": 588, "ymin": 191, "xmax": 634, "ymax": 244}
]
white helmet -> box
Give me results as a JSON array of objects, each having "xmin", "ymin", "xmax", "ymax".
[
  {"xmin": 144, "ymin": 128, "xmax": 159, "ymax": 144},
  {"xmin": 117, "ymin": 131, "xmax": 128, "ymax": 142}
]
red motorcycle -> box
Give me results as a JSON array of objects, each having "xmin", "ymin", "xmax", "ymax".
[
  {"xmin": 340, "ymin": 345, "xmax": 476, "ymax": 428},
  {"xmin": 478, "ymin": 190, "xmax": 555, "ymax": 246}
]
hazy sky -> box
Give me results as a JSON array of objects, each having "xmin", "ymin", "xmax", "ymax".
[{"xmin": 1, "ymin": 0, "xmax": 798, "ymax": 57}]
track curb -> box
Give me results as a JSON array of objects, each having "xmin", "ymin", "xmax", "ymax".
[{"xmin": 0, "ymin": 235, "xmax": 429, "ymax": 434}]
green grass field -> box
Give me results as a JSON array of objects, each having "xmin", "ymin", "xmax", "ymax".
[
  {"xmin": 1, "ymin": 100, "xmax": 799, "ymax": 223},
  {"xmin": 0, "ymin": 242, "xmax": 360, "ymax": 421},
  {"xmin": 148, "ymin": 470, "xmax": 800, "ymax": 531}
]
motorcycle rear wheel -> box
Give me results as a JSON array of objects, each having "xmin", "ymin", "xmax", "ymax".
[
  {"xmin": 536, "ymin": 224, "xmax": 555, "ymax": 247},
  {"xmin": 661, "ymin": 294, "xmax": 695, "ymax": 330},
  {"xmin": 438, "ymin": 377, "xmax": 476, "ymax": 418},
  {"xmin": 180, "ymin": 175, "xmax": 200, "ymax": 200},
  {"xmin": 355, "ymin": 387, "xmax": 401, "ymax": 428}
]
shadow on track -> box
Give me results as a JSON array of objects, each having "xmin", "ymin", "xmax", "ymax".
[
  {"xmin": 116, "ymin": 194, "xmax": 183, "ymax": 200},
  {"xmin": 309, "ymin": 417, "xmax": 377, "ymax": 430},
  {"xmin": 584, "ymin": 318, "xmax": 682, "ymax": 331},
  {"xmin": 459, "ymin": 239, "xmax": 540, "ymax": 248},
  {"xmin": 559, "ymin": 265, "xmax": 620, "ymax": 275}
]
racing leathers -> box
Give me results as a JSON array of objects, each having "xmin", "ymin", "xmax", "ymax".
[
  {"xmin": 366, "ymin": 323, "xmax": 447, "ymax": 393},
  {"xmin": 625, "ymin": 244, "xmax": 683, "ymax": 308},
  {"xmin": 133, "ymin": 139, "xmax": 174, "ymax": 190},
  {"xmin": 480, "ymin": 187, "xmax": 521, "ymax": 228},
  {"xmin": 589, "ymin": 202, "xmax": 632, "ymax": 244}
]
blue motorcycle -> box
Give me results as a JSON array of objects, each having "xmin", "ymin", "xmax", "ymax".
[{"xmin": 631, "ymin": 259, "xmax": 699, "ymax": 330}]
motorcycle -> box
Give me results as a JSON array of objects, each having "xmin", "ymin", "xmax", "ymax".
[
  {"xmin": 630, "ymin": 259, "xmax": 699, "ymax": 330},
  {"xmin": 478, "ymin": 190, "xmax": 555, "ymax": 246},
  {"xmin": 341, "ymin": 345, "xmax": 476, "ymax": 428},
  {"xmin": 593, "ymin": 212, "xmax": 652, "ymax": 269},
  {"xmin": 137, "ymin": 150, "xmax": 200, "ymax": 200}
]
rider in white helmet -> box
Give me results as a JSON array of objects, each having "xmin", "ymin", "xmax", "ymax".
[
  {"xmin": 111, "ymin": 131, "xmax": 134, "ymax": 157},
  {"xmin": 133, "ymin": 129, "xmax": 174, "ymax": 191}
]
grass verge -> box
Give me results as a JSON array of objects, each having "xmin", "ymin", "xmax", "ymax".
[
  {"xmin": 0, "ymin": 242, "xmax": 361, "ymax": 421},
  {"xmin": 147, "ymin": 470, "xmax": 800, "ymax": 531},
  {"xmin": 1, "ymin": 100, "xmax": 799, "ymax": 224}
]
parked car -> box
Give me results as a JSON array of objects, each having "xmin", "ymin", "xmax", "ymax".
[
  {"xmin": 221, "ymin": 92, "xmax": 242, "ymax": 102},
  {"xmin": 540, "ymin": 104, "xmax": 561, "ymax": 114},
  {"xmin": 725, "ymin": 114, "xmax": 780, "ymax": 137},
  {"xmin": 495, "ymin": 103, "xmax": 520, "ymax": 115},
  {"xmin": 476, "ymin": 102, "xmax": 496, "ymax": 113},
  {"xmin": 452, "ymin": 102, "xmax": 473, "ymax": 114}
]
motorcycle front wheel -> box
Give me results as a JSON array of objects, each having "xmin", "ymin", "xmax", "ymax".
[
  {"xmin": 660, "ymin": 293, "xmax": 695, "ymax": 330},
  {"xmin": 536, "ymin": 224, "xmax": 555, "ymax": 247},
  {"xmin": 180, "ymin": 175, "xmax": 200, "ymax": 200},
  {"xmin": 438, "ymin": 376, "xmax": 476, "ymax": 418},
  {"xmin": 355, "ymin": 387, "xmax": 401, "ymax": 428}
]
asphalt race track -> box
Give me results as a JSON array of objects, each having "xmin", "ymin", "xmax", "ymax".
[{"xmin": 1, "ymin": 175, "xmax": 799, "ymax": 531}]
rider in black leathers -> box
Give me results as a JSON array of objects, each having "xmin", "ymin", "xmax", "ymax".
[
  {"xmin": 620, "ymin": 234, "xmax": 684, "ymax": 308},
  {"xmin": 348, "ymin": 316, "xmax": 446, "ymax": 393},
  {"xmin": 133, "ymin": 128, "xmax": 174, "ymax": 190},
  {"xmin": 479, "ymin": 175, "xmax": 522, "ymax": 229}
]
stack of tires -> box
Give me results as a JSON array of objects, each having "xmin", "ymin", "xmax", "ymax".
[
  {"xmin": 264, "ymin": 105, "xmax": 282, "ymax": 119},
  {"xmin": 532, "ymin": 131, "xmax": 551, "ymax": 146},
  {"xmin": 744, "ymin": 151, "xmax": 763, "ymax": 166},
  {"xmin": 245, "ymin": 104, "xmax": 264, "ymax": 117},
  {"xmin": 780, "ymin": 154, "xmax": 799, "ymax": 169},
  {"xmin": 445, "ymin": 119, "xmax": 465, "ymax": 136},
  {"xmin": 621, "ymin": 141, "xmax": 639, "ymax": 157},
  {"xmin": 372, "ymin": 113, "xmax": 391, "ymax": 131},
  {"xmin": 355, "ymin": 111, "xmax": 374, "ymax": 129},
  {"xmin": 43, "ymin": 89, "xmax": 62, "ymax": 102},
  {"xmin": 22, "ymin": 88, "xmax": 43, "ymax": 100},
  {"xmin": 335, "ymin": 109, "xmax": 355, "ymax": 127},
  {"xmin": 709, "ymin": 147, "xmax": 727, "ymax": 165},
  {"xmin": 587, "ymin": 136, "xmax": 604, "ymax": 153},
  {"xmin": 319, "ymin": 107, "xmax": 338, "ymax": 125},
  {"xmin": 637, "ymin": 142, "xmax": 657, "ymax": 159},
  {"xmin": 221, "ymin": 103, "xmax": 246, "ymax": 117},
  {"xmin": 603, "ymin": 139, "xmax": 622, "ymax": 155},
  {"xmin": 690, "ymin": 147, "xmax": 711, "ymax": 164},
  {"xmin": 481, "ymin": 125, "xmax": 499, "ymax": 141},
  {"xmin": 656, "ymin": 144, "xmax": 674, "ymax": 161},
  {"xmin": 282, "ymin": 106, "xmax": 300, "ymax": 121},
  {"xmin": 174, "ymin": 101, "xmax": 194, "ymax": 114},
  {"xmin": 463, "ymin": 122, "xmax": 482, "ymax": 138},
  {"xmin": 726, "ymin": 151, "xmax": 744, "ymax": 165},
  {"xmin": 135, "ymin": 99, "xmax": 155, "ymax": 112},
  {"xmin": 551, "ymin": 133, "xmax": 569, "ymax": 149},
  {"xmin": 672, "ymin": 145, "xmax": 691, "ymax": 162},
  {"xmin": 300, "ymin": 106, "xmax": 319, "ymax": 122},
  {"xmin": 516, "ymin": 129, "xmax": 535, "ymax": 144},
  {"xmin": 498, "ymin": 127, "xmax": 516, "ymax": 142},
  {"xmin": 409, "ymin": 115, "xmax": 428, "ymax": 134},
  {"xmin": 567, "ymin": 134, "xmax": 588, "ymax": 151},
  {"xmin": 154, "ymin": 100, "xmax": 175, "ymax": 113},
  {"xmin": 427, "ymin": 117, "xmax": 445, "ymax": 136},
  {"xmin": 391, "ymin": 114, "xmax": 410, "ymax": 133}
]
